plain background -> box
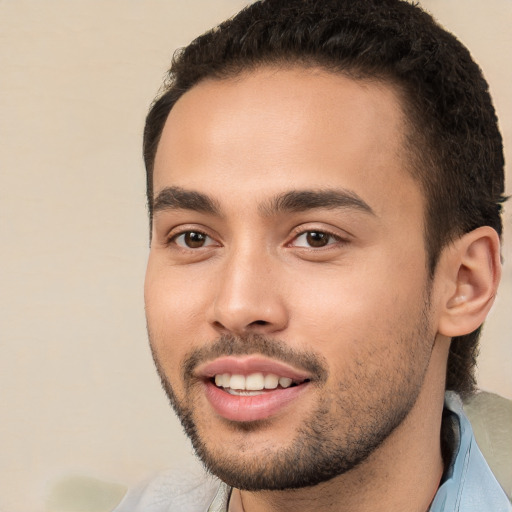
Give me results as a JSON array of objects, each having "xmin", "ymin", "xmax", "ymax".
[{"xmin": 1, "ymin": 1, "xmax": 510, "ymax": 511}]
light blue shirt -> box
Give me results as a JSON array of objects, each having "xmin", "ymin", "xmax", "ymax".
[{"xmin": 429, "ymin": 392, "xmax": 511, "ymax": 511}]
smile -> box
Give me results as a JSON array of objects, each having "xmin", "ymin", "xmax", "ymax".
[
  {"xmin": 213, "ymin": 372, "xmax": 307, "ymax": 395},
  {"xmin": 196, "ymin": 357, "xmax": 313, "ymax": 422}
]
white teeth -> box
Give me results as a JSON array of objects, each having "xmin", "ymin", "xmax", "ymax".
[
  {"xmin": 213, "ymin": 372, "xmax": 299, "ymax": 390},
  {"xmin": 226, "ymin": 389, "xmax": 264, "ymax": 396},
  {"xmin": 264, "ymin": 374, "xmax": 279, "ymax": 389},
  {"xmin": 229, "ymin": 374, "xmax": 245, "ymax": 390},
  {"xmin": 278, "ymin": 377, "xmax": 293, "ymax": 388},
  {"xmin": 245, "ymin": 373, "xmax": 265, "ymax": 390}
]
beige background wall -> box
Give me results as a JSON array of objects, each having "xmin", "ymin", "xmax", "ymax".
[{"xmin": 0, "ymin": 1, "xmax": 510, "ymax": 511}]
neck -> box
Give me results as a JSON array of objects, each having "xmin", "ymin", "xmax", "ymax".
[{"xmin": 230, "ymin": 340, "xmax": 449, "ymax": 512}]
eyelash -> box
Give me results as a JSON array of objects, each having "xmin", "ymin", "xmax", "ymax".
[
  {"xmin": 166, "ymin": 227, "xmax": 346, "ymax": 251},
  {"xmin": 167, "ymin": 229, "xmax": 217, "ymax": 249},
  {"xmin": 288, "ymin": 228, "xmax": 346, "ymax": 250}
]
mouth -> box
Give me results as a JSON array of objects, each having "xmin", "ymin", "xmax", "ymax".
[
  {"xmin": 196, "ymin": 356, "xmax": 313, "ymax": 422},
  {"xmin": 211, "ymin": 372, "xmax": 309, "ymax": 396}
]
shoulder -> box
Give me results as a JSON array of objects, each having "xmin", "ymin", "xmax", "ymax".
[
  {"xmin": 462, "ymin": 390, "xmax": 512, "ymax": 502},
  {"xmin": 113, "ymin": 466, "xmax": 220, "ymax": 512},
  {"xmin": 430, "ymin": 391, "xmax": 511, "ymax": 511}
]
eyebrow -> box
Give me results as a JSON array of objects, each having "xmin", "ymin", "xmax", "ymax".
[
  {"xmin": 153, "ymin": 186, "xmax": 221, "ymax": 215},
  {"xmin": 261, "ymin": 189, "xmax": 375, "ymax": 216},
  {"xmin": 152, "ymin": 186, "xmax": 375, "ymax": 218}
]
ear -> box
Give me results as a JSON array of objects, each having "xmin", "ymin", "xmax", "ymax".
[{"xmin": 437, "ymin": 226, "xmax": 501, "ymax": 337}]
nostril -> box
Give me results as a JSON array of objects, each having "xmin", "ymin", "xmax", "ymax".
[
  {"xmin": 212, "ymin": 320, "xmax": 228, "ymax": 332},
  {"xmin": 251, "ymin": 320, "xmax": 269, "ymax": 326},
  {"xmin": 210, "ymin": 319, "xmax": 269, "ymax": 334}
]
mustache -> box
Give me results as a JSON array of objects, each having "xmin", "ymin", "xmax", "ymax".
[{"xmin": 181, "ymin": 332, "xmax": 329, "ymax": 385}]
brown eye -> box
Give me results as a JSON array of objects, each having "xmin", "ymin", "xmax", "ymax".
[
  {"xmin": 174, "ymin": 231, "xmax": 213, "ymax": 248},
  {"xmin": 291, "ymin": 230, "xmax": 342, "ymax": 249},
  {"xmin": 305, "ymin": 231, "xmax": 330, "ymax": 247},
  {"xmin": 185, "ymin": 232, "xmax": 206, "ymax": 248}
]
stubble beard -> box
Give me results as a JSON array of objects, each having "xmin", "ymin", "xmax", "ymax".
[{"xmin": 148, "ymin": 304, "xmax": 435, "ymax": 491}]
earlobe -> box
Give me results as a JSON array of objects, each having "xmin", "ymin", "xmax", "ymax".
[{"xmin": 437, "ymin": 226, "xmax": 501, "ymax": 338}]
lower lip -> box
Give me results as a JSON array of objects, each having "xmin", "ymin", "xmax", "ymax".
[{"xmin": 203, "ymin": 381, "xmax": 310, "ymax": 422}]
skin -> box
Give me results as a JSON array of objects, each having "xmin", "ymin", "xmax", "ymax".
[{"xmin": 144, "ymin": 67, "xmax": 498, "ymax": 511}]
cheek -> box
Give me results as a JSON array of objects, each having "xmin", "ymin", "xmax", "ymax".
[
  {"xmin": 287, "ymin": 257, "xmax": 428, "ymax": 360},
  {"xmin": 144, "ymin": 260, "xmax": 212, "ymax": 381},
  {"xmin": 290, "ymin": 269, "xmax": 404, "ymax": 329},
  {"xmin": 145, "ymin": 256, "xmax": 211, "ymax": 328}
]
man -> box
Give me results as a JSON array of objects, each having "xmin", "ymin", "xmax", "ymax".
[{"xmin": 118, "ymin": 0, "xmax": 511, "ymax": 510}]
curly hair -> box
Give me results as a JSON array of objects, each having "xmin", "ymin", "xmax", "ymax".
[{"xmin": 143, "ymin": 0, "xmax": 505, "ymax": 396}]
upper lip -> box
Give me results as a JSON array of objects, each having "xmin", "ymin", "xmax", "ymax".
[{"xmin": 194, "ymin": 356, "xmax": 313, "ymax": 381}]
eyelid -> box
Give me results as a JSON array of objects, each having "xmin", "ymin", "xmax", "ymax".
[
  {"xmin": 173, "ymin": 232, "xmax": 216, "ymax": 248},
  {"xmin": 166, "ymin": 225, "xmax": 221, "ymax": 248},
  {"xmin": 287, "ymin": 224, "xmax": 351, "ymax": 248}
]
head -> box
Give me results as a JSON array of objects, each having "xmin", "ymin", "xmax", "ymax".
[
  {"xmin": 143, "ymin": 0, "xmax": 504, "ymax": 492},
  {"xmin": 144, "ymin": 0, "xmax": 505, "ymax": 397}
]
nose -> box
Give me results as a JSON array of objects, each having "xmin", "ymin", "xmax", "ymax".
[{"xmin": 208, "ymin": 249, "xmax": 288, "ymax": 335}]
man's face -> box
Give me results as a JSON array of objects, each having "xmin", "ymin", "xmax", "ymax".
[{"xmin": 145, "ymin": 67, "xmax": 438, "ymax": 490}]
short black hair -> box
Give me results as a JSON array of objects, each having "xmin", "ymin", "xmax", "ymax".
[{"xmin": 143, "ymin": 0, "xmax": 505, "ymax": 396}]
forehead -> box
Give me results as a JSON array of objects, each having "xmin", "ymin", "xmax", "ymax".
[{"xmin": 153, "ymin": 66, "xmax": 423, "ymax": 220}]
